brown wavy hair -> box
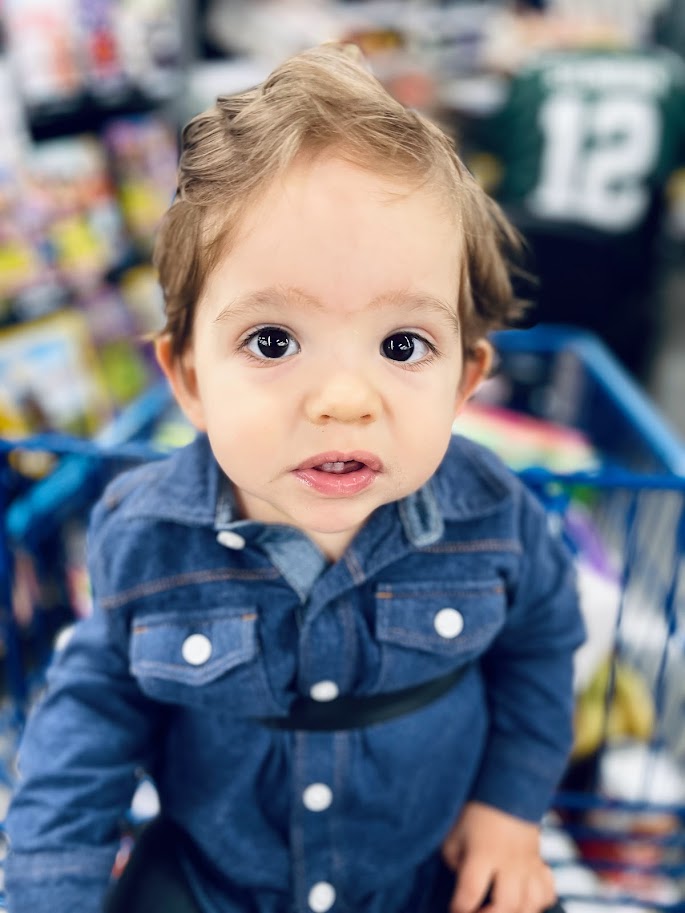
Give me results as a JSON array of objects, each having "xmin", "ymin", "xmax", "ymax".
[{"xmin": 154, "ymin": 43, "xmax": 528, "ymax": 358}]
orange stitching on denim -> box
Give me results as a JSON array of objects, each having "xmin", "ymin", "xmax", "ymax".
[
  {"xmin": 420, "ymin": 540, "xmax": 522, "ymax": 554},
  {"xmin": 101, "ymin": 567, "xmax": 280, "ymax": 611},
  {"xmin": 377, "ymin": 585, "xmax": 503, "ymax": 599}
]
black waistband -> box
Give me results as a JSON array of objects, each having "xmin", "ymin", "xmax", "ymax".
[{"xmin": 256, "ymin": 664, "xmax": 468, "ymax": 732}]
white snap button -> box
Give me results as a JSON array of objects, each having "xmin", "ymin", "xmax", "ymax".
[
  {"xmin": 54, "ymin": 625, "xmax": 75, "ymax": 652},
  {"xmin": 308, "ymin": 881, "xmax": 336, "ymax": 912},
  {"xmin": 309, "ymin": 680, "xmax": 339, "ymax": 702},
  {"xmin": 216, "ymin": 530, "xmax": 246, "ymax": 550},
  {"xmin": 303, "ymin": 783, "xmax": 333, "ymax": 812},
  {"xmin": 181, "ymin": 633, "xmax": 213, "ymax": 666},
  {"xmin": 434, "ymin": 608, "xmax": 464, "ymax": 639}
]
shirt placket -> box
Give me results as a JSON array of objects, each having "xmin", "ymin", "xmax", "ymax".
[
  {"xmin": 290, "ymin": 595, "xmax": 350, "ymax": 912},
  {"xmin": 291, "ymin": 728, "xmax": 340, "ymax": 913}
]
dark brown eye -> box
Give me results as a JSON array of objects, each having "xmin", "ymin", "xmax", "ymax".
[
  {"xmin": 382, "ymin": 333, "xmax": 416, "ymax": 362},
  {"xmin": 246, "ymin": 327, "xmax": 299, "ymax": 359}
]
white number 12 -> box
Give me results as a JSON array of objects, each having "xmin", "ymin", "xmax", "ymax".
[{"xmin": 529, "ymin": 92, "xmax": 660, "ymax": 231}]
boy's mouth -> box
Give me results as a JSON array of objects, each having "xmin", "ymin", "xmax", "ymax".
[
  {"xmin": 317, "ymin": 460, "xmax": 364, "ymax": 474},
  {"xmin": 295, "ymin": 452, "xmax": 383, "ymax": 473},
  {"xmin": 293, "ymin": 452, "xmax": 382, "ymax": 496}
]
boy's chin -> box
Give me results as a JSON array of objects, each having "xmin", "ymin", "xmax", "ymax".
[
  {"xmin": 296, "ymin": 509, "xmax": 375, "ymax": 553},
  {"xmin": 235, "ymin": 487, "xmax": 382, "ymax": 544},
  {"xmin": 300, "ymin": 501, "xmax": 378, "ymax": 531}
]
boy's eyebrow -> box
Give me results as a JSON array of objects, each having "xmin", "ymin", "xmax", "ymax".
[
  {"xmin": 377, "ymin": 290, "xmax": 460, "ymax": 332},
  {"xmin": 214, "ymin": 286, "xmax": 460, "ymax": 330}
]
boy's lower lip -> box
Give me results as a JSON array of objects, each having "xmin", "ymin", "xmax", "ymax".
[{"xmin": 293, "ymin": 465, "xmax": 378, "ymax": 496}]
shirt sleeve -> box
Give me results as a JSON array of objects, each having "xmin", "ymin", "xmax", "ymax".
[
  {"xmin": 468, "ymin": 487, "xmax": 586, "ymax": 822},
  {"xmin": 4, "ymin": 511, "xmax": 160, "ymax": 913}
]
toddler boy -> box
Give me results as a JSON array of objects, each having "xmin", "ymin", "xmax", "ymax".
[{"xmin": 5, "ymin": 45, "xmax": 584, "ymax": 913}]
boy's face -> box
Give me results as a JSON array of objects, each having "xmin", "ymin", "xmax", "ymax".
[{"xmin": 157, "ymin": 156, "xmax": 490, "ymax": 560}]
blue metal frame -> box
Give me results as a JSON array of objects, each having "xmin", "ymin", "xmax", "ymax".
[{"xmin": 492, "ymin": 325, "xmax": 685, "ymax": 475}]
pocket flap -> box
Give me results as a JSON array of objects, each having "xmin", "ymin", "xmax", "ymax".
[
  {"xmin": 376, "ymin": 579, "xmax": 505, "ymax": 655},
  {"xmin": 130, "ymin": 606, "xmax": 259, "ymax": 687}
]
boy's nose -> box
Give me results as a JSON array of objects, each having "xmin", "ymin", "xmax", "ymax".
[{"xmin": 304, "ymin": 372, "xmax": 381, "ymax": 425}]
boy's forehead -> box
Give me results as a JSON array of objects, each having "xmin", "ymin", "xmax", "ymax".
[
  {"xmin": 198, "ymin": 155, "xmax": 465, "ymax": 323},
  {"xmin": 321, "ymin": 155, "xmax": 452, "ymax": 205},
  {"xmin": 205, "ymin": 154, "xmax": 462, "ymax": 266},
  {"xmin": 248, "ymin": 152, "xmax": 455, "ymax": 220}
]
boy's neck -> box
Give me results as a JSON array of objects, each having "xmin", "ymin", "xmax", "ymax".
[
  {"xmin": 304, "ymin": 528, "xmax": 360, "ymax": 563},
  {"xmin": 232, "ymin": 483, "xmax": 365, "ymax": 563}
]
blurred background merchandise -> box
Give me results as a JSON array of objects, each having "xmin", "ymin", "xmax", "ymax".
[{"xmin": 0, "ymin": 0, "xmax": 183, "ymax": 439}]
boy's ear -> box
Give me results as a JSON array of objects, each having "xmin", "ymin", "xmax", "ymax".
[
  {"xmin": 454, "ymin": 338, "xmax": 493, "ymax": 417},
  {"xmin": 155, "ymin": 335, "xmax": 207, "ymax": 431}
]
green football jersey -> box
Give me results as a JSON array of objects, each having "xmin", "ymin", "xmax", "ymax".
[{"xmin": 490, "ymin": 46, "xmax": 685, "ymax": 235}]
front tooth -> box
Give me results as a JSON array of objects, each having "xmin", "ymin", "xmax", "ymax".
[{"xmin": 321, "ymin": 461, "xmax": 346, "ymax": 472}]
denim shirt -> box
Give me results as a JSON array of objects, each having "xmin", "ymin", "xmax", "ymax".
[{"xmin": 5, "ymin": 433, "xmax": 585, "ymax": 913}]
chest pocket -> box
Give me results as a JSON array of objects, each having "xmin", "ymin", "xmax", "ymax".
[
  {"xmin": 374, "ymin": 579, "xmax": 506, "ymax": 691},
  {"xmin": 129, "ymin": 605, "xmax": 282, "ymax": 715}
]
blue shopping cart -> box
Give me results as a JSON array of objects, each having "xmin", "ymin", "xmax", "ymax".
[
  {"xmin": 0, "ymin": 326, "xmax": 683, "ymax": 911},
  {"xmin": 488, "ymin": 327, "xmax": 685, "ymax": 910}
]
